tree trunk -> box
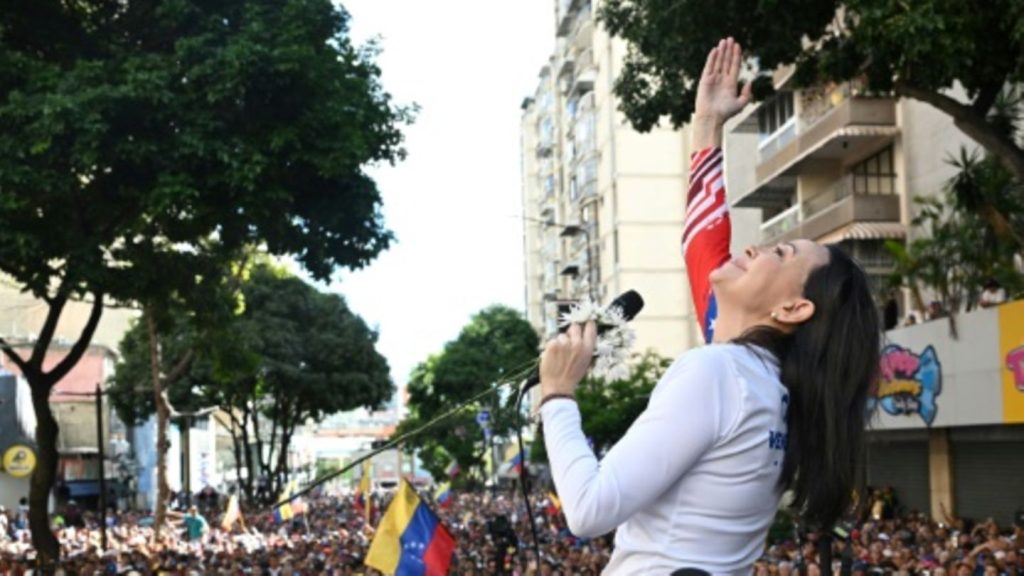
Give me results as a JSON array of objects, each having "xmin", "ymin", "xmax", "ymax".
[
  {"xmin": 225, "ymin": 409, "xmax": 248, "ymax": 505},
  {"xmin": 1, "ymin": 290, "xmax": 104, "ymax": 568},
  {"xmin": 275, "ymin": 423, "xmax": 293, "ymax": 494},
  {"xmin": 146, "ymin": 308, "xmax": 172, "ymax": 539},
  {"xmin": 28, "ymin": 380, "xmax": 60, "ymax": 568},
  {"xmin": 240, "ymin": 406, "xmax": 255, "ymax": 504}
]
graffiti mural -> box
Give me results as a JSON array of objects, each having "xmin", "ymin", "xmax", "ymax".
[
  {"xmin": 1007, "ymin": 345, "xmax": 1024, "ymax": 393},
  {"xmin": 870, "ymin": 344, "xmax": 942, "ymax": 426}
]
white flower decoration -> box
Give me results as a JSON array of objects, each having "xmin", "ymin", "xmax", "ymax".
[{"xmin": 558, "ymin": 297, "xmax": 636, "ymax": 381}]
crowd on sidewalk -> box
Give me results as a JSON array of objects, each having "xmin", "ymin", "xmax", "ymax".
[{"xmin": 0, "ymin": 486, "xmax": 1020, "ymax": 574}]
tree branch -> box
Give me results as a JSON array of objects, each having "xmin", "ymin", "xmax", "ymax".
[
  {"xmin": 972, "ymin": 82, "xmax": 1002, "ymax": 117},
  {"xmin": 45, "ymin": 292, "xmax": 104, "ymax": 387},
  {"xmin": 29, "ymin": 287, "xmax": 70, "ymax": 369},
  {"xmin": 895, "ymin": 81, "xmax": 1024, "ymax": 183},
  {"xmin": 163, "ymin": 349, "xmax": 195, "ymax": 385},
  {"xmin": 0, "ymin": 337, "xmax": 31, "ymax": 376}
]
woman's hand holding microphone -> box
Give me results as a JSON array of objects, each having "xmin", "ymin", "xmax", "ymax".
[{"xmin": 538, "ymin": 321, "xmax": 598, "ymax": 402}]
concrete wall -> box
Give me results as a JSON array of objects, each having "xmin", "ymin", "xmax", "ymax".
[{"xmin": 873, "ymin": 300, "xmax": 1023, "ymax": 430}]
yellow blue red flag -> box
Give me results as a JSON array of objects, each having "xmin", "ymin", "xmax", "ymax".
[{"xmin": 365, "ymin": 480, "xmax": 455, "ymax": 576}]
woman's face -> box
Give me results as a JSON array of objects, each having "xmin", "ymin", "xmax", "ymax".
[{"xmin": 711, "ymin": 239, "xmax": 830, "ymax": 325}]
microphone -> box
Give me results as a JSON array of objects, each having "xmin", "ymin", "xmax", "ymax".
[{"xmin": 521, "ymin": 290, "xmax": 645, "ymax": 394}]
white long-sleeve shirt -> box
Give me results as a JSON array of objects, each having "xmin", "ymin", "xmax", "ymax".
[{"xmin": 541, "ymin": 344, "xmax": 789, "ymax": 575}]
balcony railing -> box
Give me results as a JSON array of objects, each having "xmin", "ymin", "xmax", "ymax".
[
  {"xmin": 750, "ymin": 96, "xmax": 897, "ymax": 191},
  {"xmin": 761, "ymin": 193, "xmax": 901, "ymax": 244},
  {"xmin": 760, "ymin": 204, "xmax": 801, "ymax": 240},
  {"xmin": 799, "ymin": 78, "xmax": 871, "ymax": 131},
  {"xmin": 804, "ymin": 173, "xmax": 897, "ymax": 219},
  {"xmin": 758, "ymin": 118, "xmax": 797, "ymax": 162}
]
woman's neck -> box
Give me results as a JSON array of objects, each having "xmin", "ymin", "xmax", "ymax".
[{"xmin": 711, "ymin": 307, "xmax": 769, "ymax": 343}]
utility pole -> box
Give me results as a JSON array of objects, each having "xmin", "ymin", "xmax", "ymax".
[{"xmin": 95, "ymin": 383, "xmax": 107, "ymax": 551}]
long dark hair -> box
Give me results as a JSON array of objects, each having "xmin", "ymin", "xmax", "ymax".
[{"xmin": 735, "ymin": 245, "xmax": 880, "ymax": 530}]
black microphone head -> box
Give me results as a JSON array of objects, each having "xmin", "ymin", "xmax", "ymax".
[{"xmin": 609, "ymin": 290, "xmax": 644, "ymax": 321}]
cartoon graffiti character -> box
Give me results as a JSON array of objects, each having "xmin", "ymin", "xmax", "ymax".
[
  {"xmin": 870, "ymin": 344, "xmax": 942, "ymax": 426},
  {"xmin": 1008, "ymin": 345, "xmax": 1024, "ymax": 392}
]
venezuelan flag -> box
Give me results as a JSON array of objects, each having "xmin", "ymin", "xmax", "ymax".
[
  {"xmin": 355, "ymin": 460, "xmax": 373, "ymax": 523},
  {"xmin": 273, "ymin": 483, "xmax": 294, "ymax": 524},
  {"xmin": 365, "ymin": 480, "xmax": 455, "ymax": 576},
  {"xmin": 506, "ymin": 448, "xmax": 527, "ymax": 474},
  {"xmin": 545, "ymin": 491, "xmax": 561, "ymax": 515},
  {"xmin": 434, "ymin": 482, "xmax": 452, "ymax": 509},
  {"xmin": 444, "ymin": 460, "xmax": 460, "ymax": 480}
]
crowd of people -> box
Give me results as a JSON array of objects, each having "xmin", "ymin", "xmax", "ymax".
[
  {"xmin": 0, "ymin": 486, "xmax": 1020, "ymax": 574},
  {"xmin": 0, "ymin": 488, "xmax": 612, "ymax": 575}
]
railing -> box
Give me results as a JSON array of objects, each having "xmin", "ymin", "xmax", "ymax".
[
  {"xmin": 760, "ymin": 204, "xmax": 801, "ymax": 240},
  {"xmin": 758, "ymin": 118, "xmax": 797, "ymax": 162},
  {"xmin": 804, "ymin": 173, "xmax": 897, "ymax": 219},
  {"xmin": 574, "ymin": 49, "xmax": 595, "ymax": 74},
  {"xmin": 799, "ymin": 78, "xmax": 870, "ymax": 131},
  {"xmin": 803, "ymin": 176, "xmax": 854, "ymax": 219}
]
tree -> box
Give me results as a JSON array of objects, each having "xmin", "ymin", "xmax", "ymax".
[
  {"xmin": 109, "ymin": 265, "xmax": 393, "ymax": 502},
  {"xmin": 398, "ymin": 306, "xmax": 540, "ymax": 482},
  {"xmin": 530, "ymin": 351, "xmax": 671, "ymax": 463},
  {"xmin": 600, "ymin": 0, "xmax": 1024, "ymax": 187},
  {"xmin": 241, "ymin": 266, "xmax": 393, "ymax": 495},
  {"xmin": 0, "ymin": 0, "xmax": 409, "ymax": 562},
  {"xmin": 886, "ymin": 150, "xmax": 1024, "ymax": 335}
]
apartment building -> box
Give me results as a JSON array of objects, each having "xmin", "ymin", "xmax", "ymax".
[
  {"xmin": 724, "ymin": 71, "xmax": 978, "ymax": 319},
  {"xmin": 520, "ymin": 0, "xmax": 762, "ymax": 362}
]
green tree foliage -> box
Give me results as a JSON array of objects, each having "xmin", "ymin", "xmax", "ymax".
[
  {"xmin": 531, "ymin": 352, "xmax": 672, "ymax": 463},
  {"xmin": 886, "ymin": 149, "xmax": 1024, "ymax": 334},
  {"xmin": 109, "ymin": 265, "xmax": 393, "ymax": 499},
  {"xmin": 0, "ymin": 0, "xmax": 409, "ymax": 559},
  {"xmin": 600, "ymin": 0, "xmax": 1024, "ymax": 184},
  {"xmin": 397, "ymin": 306, "xmax": 540, "ymax": 482}
]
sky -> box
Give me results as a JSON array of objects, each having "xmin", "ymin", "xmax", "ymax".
[{"xmin": 318, "ymin": 1, "xmax": 555, "ymax": 393}]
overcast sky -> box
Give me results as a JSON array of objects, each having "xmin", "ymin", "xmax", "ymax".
[{"xmin": 319, "ymin": 1, "xmax": 555, "ymax": 392}]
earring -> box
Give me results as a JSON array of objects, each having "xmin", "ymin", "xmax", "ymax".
[{"xmin": 770, "ymin": 311, "xmax": 778, "ymax": 320}]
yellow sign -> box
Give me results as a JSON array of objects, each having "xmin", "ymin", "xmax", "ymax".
[
  {"xmin": 1000, "ymin": 300, "xmax": 1024, "ymax": 423},
  {"xmin": 2, "ymin": 444, "xmax": 36, "ymax": 478}
]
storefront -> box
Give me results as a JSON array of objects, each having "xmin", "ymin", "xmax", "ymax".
[{"xmin": 872, "ymin": 299, "xmax": 1024, "ymax": 525}]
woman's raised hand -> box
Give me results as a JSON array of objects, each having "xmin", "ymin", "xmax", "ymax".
[{"xmin": 694, "ymin": 37, "xmax": 752, "ymax": 124}]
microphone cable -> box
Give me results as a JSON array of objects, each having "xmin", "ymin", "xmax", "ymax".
[
  {"xmin": 513, "ymin": 382, "xmax": 543, "ymax": 572},
  {"xmin": 274, "ymin": 356, "xmax": 541, "ymax": 509}
]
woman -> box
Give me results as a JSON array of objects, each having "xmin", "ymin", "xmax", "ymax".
[{"xmin": 539, "ymin": 38, "xmax": 880, "ymax": 574}]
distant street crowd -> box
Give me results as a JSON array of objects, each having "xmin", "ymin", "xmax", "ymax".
[{"xmin": 0, "ymin": 485, "xmax": 1021, "ymax": 574}]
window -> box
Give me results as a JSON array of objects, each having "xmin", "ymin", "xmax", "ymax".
[
  {"xmin": 565, "ymin": 97, "xmax": 578, "ymax": 121},
  {"xmin": 542, "ymin": 175, "xmax": 555, "ymax": 198},
  {"xmin": 757, "ymin": 91, "xmax": 795, "ymax": 141},
  {"xmin": 539, "ymin": 117, "xmax": 555, "ymax": 147},
  {"xmin": 575, "ymin": 112, "xmax": 596, "ymax": 157},
  {"xmin": 851, "ymin": 146, "xmax": 896, "ymax": 195}
]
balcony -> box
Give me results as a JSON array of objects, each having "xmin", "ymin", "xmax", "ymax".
[
  {"xmin": 734, "ymin": 88, "xmax": 897, "ymax": 208},
  {"xmin": 570, "ymin": 5, "xmax": 594, "ymax": 49},
  {"xmin": 569, "ymin": 50, "xmax": 596, "ymax": 97},
  {"xmin": 761, "ymin": 191, "xmax": 901, "ymax": 245},
  {"xmin": 760, "ymin": 204, "xmax": 801, "ymax": 241},
  {"xmin": 556, "ymin": 0, "xmax": 582, "ymax": 36}
]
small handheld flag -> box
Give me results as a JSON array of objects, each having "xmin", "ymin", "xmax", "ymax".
[
  {"xmin": 444, "ymin": 460, "xmax": 460, "ymax": 480},
  {"xmin": 434, "ymin": 482, "xmax": 452, "ymax": 509},
  {"xmin": 273, "ymin": 483, "xmax": 294, "ymax": 524},
  {"xmin": 221, "ymin": 494, "xmax": 245, "ymax": 531}
]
